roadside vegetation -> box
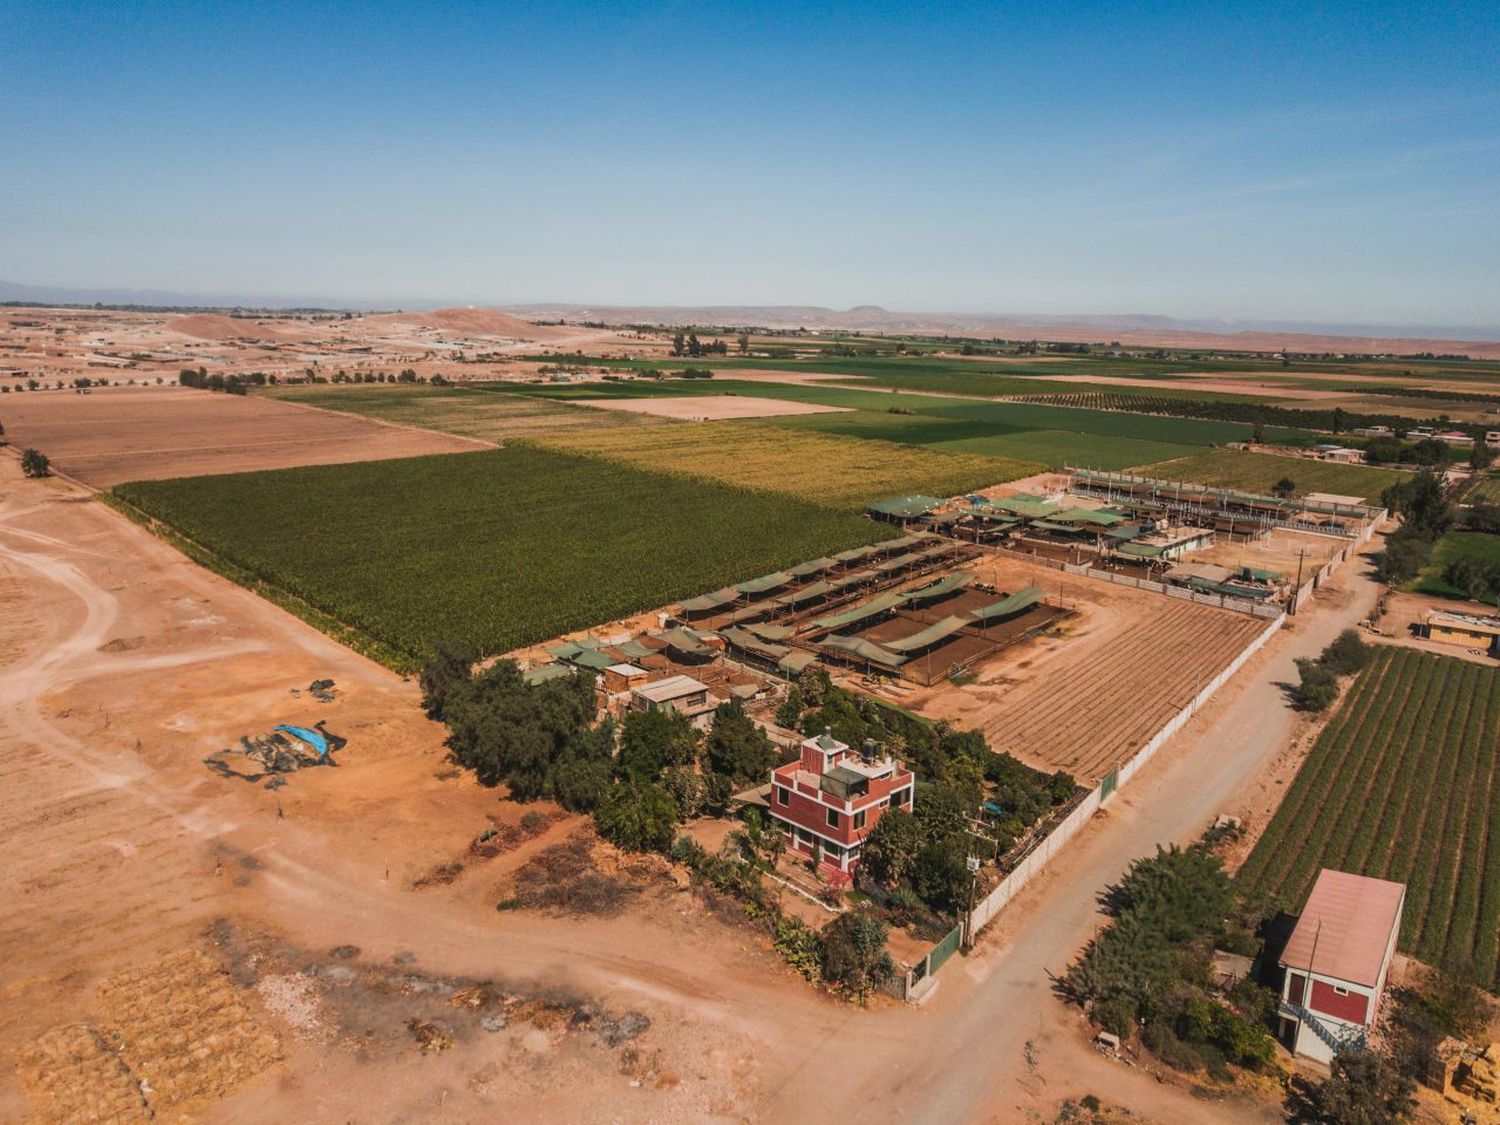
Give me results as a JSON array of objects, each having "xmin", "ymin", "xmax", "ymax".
[{"xmin": 1293, "ymin": 629, "xmax": 1373, "ymax": 711}]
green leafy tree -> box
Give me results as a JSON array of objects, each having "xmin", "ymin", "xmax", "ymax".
[
  {"xmin": 704, "ymin": 699, "xmax": 777, "ymax": 785},
  {"xmin": 1320, "ymin": 629, "xmax": 1372, "ymax": 677},
  {"xmin": 418, "ymin": 641, "xmax": 475, "ymax": 719},
  {"xmin": 1294, "ymin": 658, "xmax": 1340, "ymax": 711},
  {"xmin": 595, "ymin": 781, "xmax": 679, "ymax": 853},
  {"xmin": 1312, "ymin": 1049, "xmax": 1415, "ymax": 1125},
  {"xmin": 616, "ymin": 707, "xmax": 699, "ymax": 782},
  {"xmin": 860, "ymin": 807, "xmax": 923, "ymax": 887},
  {"xmin": 774, "ymin": 686, "xmax": 804, "ymax": 729},
  {"xmin": 20, "ymin": 448, "xmax": 50, "ymax": 478},
  {"xmin": 913, "ymin": 834, "xmax": 971, "ymax": 914},
  {"xmin": 820, "ymin": 911, "xmax": 895, "ymax": 1002},
  {"xmin": 553, "ymin": 757, "xmax": 612, "ymax": 812}
]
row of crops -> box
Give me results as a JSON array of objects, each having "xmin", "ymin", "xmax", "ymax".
[
  {"xmin": 113, "ymin": 447, "xmax": 896, "ymax": 669},
  {"xmin": 1238, "ymin": 648, "xmax": 1500, "ymax": 988}
]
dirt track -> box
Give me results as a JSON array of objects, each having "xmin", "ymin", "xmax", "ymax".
[
  {"xmin": 909, "ymin": 552, "xmax": 1267, "ymax": 781},
  {"xmin": 0, "ymin": 386, "xmax": 493, "ymax": 487}
]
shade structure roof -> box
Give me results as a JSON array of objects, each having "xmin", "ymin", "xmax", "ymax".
[
  {"xmin": 969, "ymin": 585, "xmax": 1044, "ymax": 623},
  {"xmin": 737, "ymin": 571, "xmax": 792, "ymax": 596},
  {"xmin": 866, "ymin": 495, "xmax": 943, "ymax": 519},
  {"xmin": 899, "ymin": 572, "xmax": 974, "ymax": 605},
  {"xmin": 1117, "ymin": 541, "xmax": 1165, "ymax": 558},
  {"xmin": 777, "ymin": 650, "xmax": 819, "ymax": 675},
  {"xmin": 522, "ymin": 663, "xmax": 574, "ymax": 686},
  {"xmin": 1053, "ymin": 506, "xmax": 1126, "ymax": 527},
  {"xmin": 819, "ymin": 634, "xmax": 908, "ymax": 667},
  {"xmin": 718, "ymin": 626, "xmax": 790, "ymax": 663},
  {"xmin": 984, "ymin": 495, "xmax": 1058, "ymax": 519},
  {"xmin": 678, "ymin": 586, "xmax": 741, "ymax": 613},
  {"xmin": 1280, "ymin": 869, "xmax": 1405, "ymax": 988},
  {"xmin": 883, "ymin": 614, "xmax": 972, "ymax": 653},
  {"xmin": 788, "ymin": 556, "xmax": 835, "ymax": 578},
  {"xmin": 775, "ymin": 579, "xmax": 833, "ymax": 607},
  {"xmin": 811, "ymin": 591, "xmax": 904, "ymax": 631}
]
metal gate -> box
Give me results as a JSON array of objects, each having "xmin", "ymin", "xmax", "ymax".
[
  {"xmin": 1100, "ymin": 766, "xmax": 1118, "ymax": 802},
  {"xmin": 926, "ymin": 924, "xmax": 963, "ymax": 976}
]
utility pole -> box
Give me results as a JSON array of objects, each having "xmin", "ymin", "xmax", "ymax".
[{"xmin": 1291, "ymin": 547, "xmax": 1309, "ymax": 615}]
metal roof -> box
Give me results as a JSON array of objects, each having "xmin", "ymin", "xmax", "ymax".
[
  {"xmin": 1280, "ymin": 870, "xmax": 1405, "ymax": 988},
  {"xmin": 634, "ymin": 674, "xmax": 710, "ymax": 703},
  {"xmin": 866, "ymin": 495, "xmax": 943, "ymax": 519},
  {"xmin": 1053, "ymin": 506, "xmax": 1126, "ymax": 527},
  {"xmin": 984, "ymin": 495, "xmax": 1058, "ymax": 519}
]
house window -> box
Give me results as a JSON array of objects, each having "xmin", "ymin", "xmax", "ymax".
[
  {"xmin": 854, "ymin": 810, "xmax": 867, "ymax": 830},
  {"xmin": 893, "ymin": 787, "xmax": 910, "ymax": 808},
  {"xmin": 826, "ymin": 808, "xmax": 840, "ymax": 828},
  {"xmin": 1332, "ymin": 984, "xmax": 1349, "ymax": 996},
  {"xmin": 775, "ymin": 786, "xmax": 789, "ymax": 806}
]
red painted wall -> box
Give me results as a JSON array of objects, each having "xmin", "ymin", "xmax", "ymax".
[{"xmin": 1309, "ymin": 980, "xmax": 1369, "ymax": 1025}]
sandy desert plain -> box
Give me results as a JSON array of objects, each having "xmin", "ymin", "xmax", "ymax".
[{"xmin": 4, "ymin": 305, "xmax": 1500, "ymax": 1124}]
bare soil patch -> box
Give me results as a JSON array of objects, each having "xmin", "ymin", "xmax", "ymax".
[
  {"xmin": 0, "ymin": 385, "xmax": 490, "ymax": 486},
  {"xmin": 905, "ymin": 551, "xmax": 1268, "ymax": 781},
  {"xmin": 575, "ymin": 394, "xmax": 849, "ymax": 420}
]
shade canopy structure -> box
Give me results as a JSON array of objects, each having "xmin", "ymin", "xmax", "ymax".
[
  {"xmin": 745, "ymin": 621, "xmax": 796, "ymax": 642},
  {"xmin": 678, "ymin": 586, "xmax": 740, "ymax": 613},
  {"xmin": 737, "ymin": 571, "xmax": 792, "ymax": 596},
  {"xmin": 866, "ymin": 495, "xmax": 943, "ymax": 520},
  {"xmin": 568, "ymin": 649, "xmax": 613, "ymax": 671},
  {"xmin": 969, "ymin": 585, "xmax": 1045, "ymax": 623},
  {"xmin": 777, "ymin": 650, "xmax": 819, "ymax": 676},
  {"xmin": 719, "ymin": 602, "xmax": 775, "ymax": 626},
  {"xmin": 775, "ymin": 580, "xmax": 833, "ymax": 607},
  {"xmin": 788, "ymin": 556, "xmax": 835, "ymax": 578},
  {"xmin": 883, "ymin": 614, "xmax": 972, "ymax": 653},
  {"xmin": 811, "ymin": 591, "xmax": 905, "ymax": 632},
  {"xmin": 653, "ymin": 627, "xmax": 716, "ymax": 659},
  {"xmin": 833, "ymin": 545, "xmax": 878, "ymax": 564},
  {"xmin": 874, "ymin": 552, "xmax": 920, "ymax": 574},
  {"xmin": 1117, "ymin": 541, "xmax": 1165, "ymax": 558},
  {"xmin": 899, "ymin": 572, "xmax": 973, "ymax": 606},
  {"xmin": 1029, "ymin": 519, "xmax": 1088, "ymax": 535},
  {"xmin": 983, "ymin": 495, "xmax": 1058, "ymax": 519},
  {"xmin": 718, "ymin": 626, "xmax": 791, "ymax": 663},
  {"xmin": 819, "ymin": 635, "xmax": 908, "ymax": 667},
  {"xmin": 523, "ymin": 663, "xmax": 575, "ymax": 686},
  {"xmin": 1052, "ymin": 506, "xmax": 1126, "ymax": 527}
]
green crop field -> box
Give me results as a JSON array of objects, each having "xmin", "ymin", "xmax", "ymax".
[
  {"xmin": 261, "ymin": 383, "xmax": 656, "ymax": 442},
  {"xmin": 1413, "ymin": 531, "xmax": 1500, "ymax": 598},
  {"xmin": 492, "ymin": 378, "xmax": 1309, "ymax": 469},
  {"xmin": 1467, "ymin": 474, "xmax": 1500, "ymax": 506},
  {"xmin": 113, "ymin": 447, "xmax": 895, "ymax": 667},
  {"xmin": 528, "ymin": 422, "xmax": 1039, "ymax": 508},
  {"xmin": 1238, "ymin": 648, "xmax": 1500, "ymax": 988},
  {"xmin": 1135, "ymin": 448, "xmax": 1403, "ymax": 503}
]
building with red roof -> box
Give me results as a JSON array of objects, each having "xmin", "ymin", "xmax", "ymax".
[{"xmin": 1278, "ymin": 869, "xmax": 1406, "ymax": 1064}]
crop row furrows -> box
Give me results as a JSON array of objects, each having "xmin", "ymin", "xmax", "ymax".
[
  {"xmin": 1403, "ymin": 660, "xmax": 1482, "ymax": 958},
  {"xmin": 1283, "ymin": 649, "xmax": 1432, "ymax": 907},
  {"xmin": 1413, "ymin": 661, "xmax": 1487, "ymax": 962},
  {"xmin": 1236, "ymin": 651, "xmax": 1395, "ymax": 892},
  {"xmin": 1444, "ymin": 677, "xmax": 1500, "ymax": 978}
]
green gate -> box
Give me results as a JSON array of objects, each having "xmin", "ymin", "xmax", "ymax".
[
  {"xmin": 926, "ymin": 924, "xmax": 963, "ymax": 976},
  {"xmin": 1101, "ymin": 766, "xmax": 1118, "ymax": 802}
]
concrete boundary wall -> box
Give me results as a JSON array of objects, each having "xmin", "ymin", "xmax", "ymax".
[{"xmin": 966, "ymin": 608, "xmax": 1285, "ymax": 940}]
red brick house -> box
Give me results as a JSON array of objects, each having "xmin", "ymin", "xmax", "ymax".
[
  {"xmin": 1278, "ymin": 869, "xmax": 1406, "ymax": 1064},
  {"xmin": 767, "ymin": 733, "xmax": 915, "ymax": 882}
]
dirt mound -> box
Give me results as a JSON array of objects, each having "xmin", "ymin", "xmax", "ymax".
[
  {"xmin": 372, "ymin": 307, "xmax": 566, "ymax": 339},
  {"xmin": 167, "ymin": 313, "xmax": 287, "ymax": 342}
]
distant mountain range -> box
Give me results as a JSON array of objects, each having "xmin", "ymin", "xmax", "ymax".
[
  {"xmin": 4, "ymin": 281, "xmax": 1498, "ymax": 356},
  {"xmin": 503, "ymin": 302, "xmax": 1500, "ymax": 347}
]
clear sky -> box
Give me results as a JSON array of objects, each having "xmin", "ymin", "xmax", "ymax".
[{"xmin": 3, "ymin": 1, "xmax": 1497, "ymax": 325}]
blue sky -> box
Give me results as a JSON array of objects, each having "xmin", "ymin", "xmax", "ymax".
[{"xmin": 2, "ymin": 1, "xmax": 1497, "ymax": 325}]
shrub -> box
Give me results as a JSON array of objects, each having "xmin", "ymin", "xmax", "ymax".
[
  {"xmin": 820, "ymin": 911, "xmax": 894, "ymax": 1002},
  {"xmin": 553, "ymin": 758, "xmax": 611, "ymax": 812},
  {"xmin": 595, "ymin": 782, "xmax": 678, "ymax": 853},
  {"xmin": 20, "ymin": 448, "xmax": 50, "ymax": 478}
]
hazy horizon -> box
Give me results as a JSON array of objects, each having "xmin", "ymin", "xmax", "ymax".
[{"xmin": 4, "ymin": 2, "xmax": 1497, "ymax": 326}]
